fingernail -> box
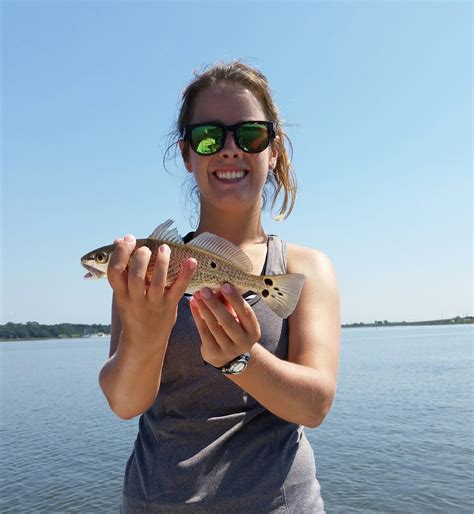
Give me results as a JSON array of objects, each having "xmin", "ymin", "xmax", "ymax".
[
  {"xmin": 188, "ymin": 259, "xmax": 197, "ymax": 271},
  {"xmin": 159, "ymin": 244, "xmax": 170, "ymax": 254},
  {"xmin": 124, "ymin": 234, "xmax": 135, "ymax": 243},
  {"xmin": 222, "ymin": 283, "xmax": 232, "ymax": 294},
  {"xmin": 201, "ymin": 287, "xmax": 211, "ymax": 300}
]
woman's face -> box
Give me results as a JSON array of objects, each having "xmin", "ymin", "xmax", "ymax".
[{"xmin": 181, "ymin": 82, "xmax": 278, "ymax": 214}]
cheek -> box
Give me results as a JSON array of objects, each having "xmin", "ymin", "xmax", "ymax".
[
  {"xmin": 185, "ymin": 152, "xmax": 201, "ymax": 173},
  {"xmin": 189, "ymin": 156, "xmax": 213, "ymax": 182},
  {"xmin": 253, "ymin": 150, "xmax": 274, "ymax": 171}
]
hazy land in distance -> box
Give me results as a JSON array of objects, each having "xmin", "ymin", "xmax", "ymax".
[{"xmin": 0, "ymin": 317, "xmax": 472, "ymax": 341}]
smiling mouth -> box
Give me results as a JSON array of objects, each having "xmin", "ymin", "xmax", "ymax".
[{"xmin": 213, "ymin": 170, "xmax": 248, "ymax": 181}]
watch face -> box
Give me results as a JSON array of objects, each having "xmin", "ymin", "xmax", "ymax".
[
  {"xmin": 220, "ymin": 352, "xmax": 250, "ymax": 375},
  {"xmin": 231, "ymin": 362, "xmax": 246, "ymax": 373}
]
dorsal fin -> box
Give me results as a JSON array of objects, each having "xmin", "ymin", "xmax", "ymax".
[
  {"xmin": 148, "ymin": 219, "xmax": 184, "ymax": 244},
  {"xmin": 187, "ymin": 233, "xmax": 253, "ymax": 272}
]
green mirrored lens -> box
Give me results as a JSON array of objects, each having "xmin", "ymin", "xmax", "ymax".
[
  {"xmin": 237, "ymin": 123, "xmax": 269, "ymax": 152},
  {"xmin": 192, "ymin": 126, "xmax": 223, "ymax": 154}
]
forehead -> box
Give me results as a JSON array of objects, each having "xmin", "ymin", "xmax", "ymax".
[{"xmin": 190, "ymin": 82, "xmax": 267, "ymax": 124}]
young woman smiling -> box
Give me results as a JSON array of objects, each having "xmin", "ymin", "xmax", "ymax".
[{"xmin": 99, "ymin": 61, "xmax": 340, "ymax": 513}]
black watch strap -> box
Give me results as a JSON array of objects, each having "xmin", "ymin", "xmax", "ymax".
[{"xmin": 216, "ymin": 352, "xmax": 251, "ymax": 375}]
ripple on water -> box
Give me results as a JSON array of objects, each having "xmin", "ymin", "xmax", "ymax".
[{"xmin": 1, "ymin": 329, "xmax": 473, "ymax": 513}]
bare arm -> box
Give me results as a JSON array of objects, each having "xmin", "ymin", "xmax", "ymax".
[
  {"xmin": 190, "ymin": 245, "xmax": 340, "ymax": 428},
  {"xmin": 98, "ymin": 296, "xmax": 170, "ymax": 420},
  {"xmin": 99, "ymin": 236, "xmax": 196, "ymax": 420}
]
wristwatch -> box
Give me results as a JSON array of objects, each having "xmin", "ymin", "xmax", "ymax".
[{"xmin": 217, "ymin": 352, "xmax": 251, "ymax": 375}]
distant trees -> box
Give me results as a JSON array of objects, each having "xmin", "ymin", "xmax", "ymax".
[
  {"xmin": 2, "ymin": 317, "xmax": 472, "ymax": 339},
  {"xmin": 0, "ymin": 322, "xmax": 111, "ymax": 340},
  {"xmin": 342, "ymin": 316, "xmax": 473, "ymax": 328}
]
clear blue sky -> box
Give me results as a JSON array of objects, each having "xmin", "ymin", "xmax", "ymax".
[{"xmin": 2, "ymin": 1, "xmax": 472, "ymax": 325}]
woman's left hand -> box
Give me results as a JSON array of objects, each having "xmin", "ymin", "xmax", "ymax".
[{"xmin": 189, "ymin": 283, "xmax": 261, "ymax": 368}]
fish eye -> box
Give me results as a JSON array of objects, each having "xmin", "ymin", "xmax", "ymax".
[{"xmin": 96, "ymin": 252, "xmax": 108, "ymax": 264}]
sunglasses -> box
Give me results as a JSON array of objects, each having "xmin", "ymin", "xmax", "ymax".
[{"xmin": 183, "ymin": 121, "xmax": 275, "ymax": 156}]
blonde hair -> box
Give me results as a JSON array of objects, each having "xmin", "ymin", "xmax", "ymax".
[{"xmin": 166, "ymin": 60, "xmax": 297, "ymax": 220}]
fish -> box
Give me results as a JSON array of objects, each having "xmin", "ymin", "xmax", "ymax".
[{"xmin": 80, "ymin": 219, "xmax": 305, "ymax": 318}]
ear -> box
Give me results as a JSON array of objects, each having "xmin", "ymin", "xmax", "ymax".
[
  {"xmin": 269, "ymin": 135, "xmax": 280, "ymax": 170},
  {"xmin": 179, "ymin": 140, "xmax": 193, "ymax": 173}
]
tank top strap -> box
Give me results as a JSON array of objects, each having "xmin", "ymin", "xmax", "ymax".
[{"xmin": 264, "ymin": 234, "xmax": 287, "ymax": 275}]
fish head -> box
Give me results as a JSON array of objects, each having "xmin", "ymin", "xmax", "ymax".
[{"xmin": 80, "ymin": 244, "xmax": 114, "ymax": 279}]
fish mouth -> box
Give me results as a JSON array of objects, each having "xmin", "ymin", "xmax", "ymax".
[
  {"xmin": 212, "ymin": 169, "xmax": 249, "ymax": 182},
  {"xmin": 81, "ymin": 263, "xmax": 106, "ymax": 279}
]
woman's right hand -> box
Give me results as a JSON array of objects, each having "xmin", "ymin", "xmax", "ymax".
[{"xmin": 107, "ymin": 235, "xmax": 197, "ymax": 350}]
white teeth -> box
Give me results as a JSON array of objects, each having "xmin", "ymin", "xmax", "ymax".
[{"xmin": 215, "ymin": 170, "xmax": 246, "ymax": 180}]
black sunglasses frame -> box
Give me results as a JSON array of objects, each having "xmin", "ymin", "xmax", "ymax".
[{"xmin": 183, "ymin": 121, "xmax": 275, "ymax": 155}]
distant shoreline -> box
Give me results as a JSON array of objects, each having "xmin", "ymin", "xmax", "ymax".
[
  {"xmin": 0, "ymin": 317, "xmax": 472, "ymax": 341},
  {"xmin": 342, "ymin": 316, "xmax": 473, "ymax": 328},
  {"xmin": 0, "ymin": 322, "xmax": 111, "ymax": 342}
]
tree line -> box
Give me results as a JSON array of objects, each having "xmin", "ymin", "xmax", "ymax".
[
  {"xmin": 2, "ymin": 316, "xmax": 471, "ymax": 340},
  {"xmin": 342, "ymin": 316, "xmax": 473, "ymax": 328},
  {"xmin": 0, "ymin": 322, "xmax": 111, "ymax": 340}
]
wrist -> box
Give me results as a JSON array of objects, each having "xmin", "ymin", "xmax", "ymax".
[
  {"xmin": 213, "ymin": 352, "xmax": 251, "ymax": 375},
  {"xmin": 118, "ymin": 329, "xmax": 169, "ymax": 361}
]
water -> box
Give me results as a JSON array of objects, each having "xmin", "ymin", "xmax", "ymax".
[
  {"xmin": 1, "ymin": 325, "xmax": 472, "ymax": 513},
  {"xmin": 310, "ymin": 325, "xmax": 474, "ymax": 513}
]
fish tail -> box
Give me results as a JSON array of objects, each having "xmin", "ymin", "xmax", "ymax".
[{"xmin": 257, "ymin": 273, "xmax": 305, "ymax": 318}]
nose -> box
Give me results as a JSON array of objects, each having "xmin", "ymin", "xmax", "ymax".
[{"xmin": 220, "ymin": 130, "xmax": 242, "ymax": 158}]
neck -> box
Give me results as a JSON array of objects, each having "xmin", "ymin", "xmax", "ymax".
[{"xmin": 194, "ymin": 205, "xmax": 267, "ymax": 247}]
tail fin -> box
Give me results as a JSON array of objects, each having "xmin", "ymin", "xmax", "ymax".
[{"xmin": 258, "ymin": 273, "xmax": 305, "ymax": 318}]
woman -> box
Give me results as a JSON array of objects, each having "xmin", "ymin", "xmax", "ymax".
[{"xmin": 99, "ymin": 61, "xmax": 340, "ymax": 513}]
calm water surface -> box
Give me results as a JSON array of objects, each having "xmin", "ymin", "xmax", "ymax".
[{"xmin": 1, "ymin": 325, "xmax": 472, "ymax": 513}]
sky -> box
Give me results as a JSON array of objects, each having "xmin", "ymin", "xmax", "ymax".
[{"xmin": 1, "ymin": 0, "xmax": 472, "ymax": 325}]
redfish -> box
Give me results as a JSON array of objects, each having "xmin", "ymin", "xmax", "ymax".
[{"xmin": 81, "ymin": 219, "xmax": 305, "ymax": 318}]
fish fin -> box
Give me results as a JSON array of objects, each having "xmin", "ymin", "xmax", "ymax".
[
  {"xmin": 258, "ymin": 273, "xmax": 306, "ymax": 318},
  {"xmin": 187, "ymin": 233, "xmax": 253, "ymax": 272},
  {"xmin": 185, "ymin": 283, "xmax": 201, "ymax": 295},
  {"xmin": 148, "ymin": 219, "xmax": 184, "ymax": 244}
]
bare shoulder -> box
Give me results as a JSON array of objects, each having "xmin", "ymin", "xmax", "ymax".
[
  {"xmin": 285, "ymin": 243, "xmax": 340, "ymax": 374},
  {"xmin": 286, "ymin": 242, "xmax": 339, "ymax": 326},
  {"xmin": 286, "ymin": 243, "xmax": 337, "ymax": 281}
]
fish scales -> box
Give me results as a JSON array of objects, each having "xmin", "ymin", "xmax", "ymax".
[
  {"xmin": 81, "ymin": 219, "xmax": 306, "ymax": 318},
  {"xmin": 135, "ymin": 238, "xmax": 260, "ymax": 293}
]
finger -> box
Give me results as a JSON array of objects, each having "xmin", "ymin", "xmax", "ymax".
[
  {"xmin": 189, "ymin": 296, "xmax": 209, "ymax": 337},
  {"xmin": 166, "ymin": 258, "xmax": 198, "ymax": 303},
  {"xmin": 127, "ymin": 245, "xmax": 151, "ymax": 299},
  {"xmin": 189, "ymin": 297, "xmax": 226, "ymax": 364},
  {"xmin": 220, "ymin": 283, "xmax": 261, "ymax": 341},
  {"xmin": 107, "ymin": 235, "xmax": 136, "ymax": 296},
  {"xmin": 147, "ymin": 244, "xmax": 171, "ymax": 298},
  {"xmin": 195, "ymin": 289, "xmax": 235, "ymax": 350},
  {"xmin": 213, "ymin": 290, "xmax": 238, "ymax": 319}
]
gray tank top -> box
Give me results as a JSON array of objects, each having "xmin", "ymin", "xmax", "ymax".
[{"xmin": 121, "ymin": 235, "xmax": 325, "ymax": 513}]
